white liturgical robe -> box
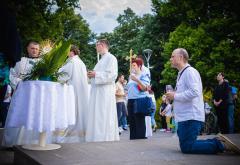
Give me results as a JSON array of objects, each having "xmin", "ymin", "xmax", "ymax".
[
  {"xmin": 57, "ymin": 55, "xmax": 89, "ymax": 142},
  {"xmin": 9, "ymin": 57, "xmax": 40, "ymax": 90},
  {"xmin": 85, "ymin": 52, "xmax": 119, "ymax": 142}
]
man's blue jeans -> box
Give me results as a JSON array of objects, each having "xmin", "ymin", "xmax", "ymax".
[
  {"xmin": 117, "ymin": 102, "xmax": 127, "ymax": 127},
  {"xmin": 150, "ymin": 103, "xmax": 156, "ymax": 127},
  {"xmin": 120, "ymin": 114, "xmax": 128, "ymax": 129},
  {"xmin": 177, "ymin": 120, "xmax": 224, "ymax": 154},
  {"xmin": 228, "ymin": 104, "xmax": 235, "ymax": 134}
]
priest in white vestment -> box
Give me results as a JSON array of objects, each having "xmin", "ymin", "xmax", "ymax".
[
  {"xmin": 9, "ymin": 41, "xmax": 41, "ymax": 90},
  {"xmin": 86, "ymin": 39, "xmax": 119, "ymax": 142},
  {"xmin": 56, "ymin": 45, "xmax": 89, "ymax": 143}
]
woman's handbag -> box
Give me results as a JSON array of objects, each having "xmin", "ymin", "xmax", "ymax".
[{"xmin": 133, "ymin": 97, "xmax": 154, "ymax": 116}]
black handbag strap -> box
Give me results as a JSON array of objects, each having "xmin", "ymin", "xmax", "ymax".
[{"xmin": 177, "ymin": 66, "xmax": 190, "ymax": 82}]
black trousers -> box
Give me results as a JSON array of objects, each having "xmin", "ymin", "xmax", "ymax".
[
  {"xmin": 0, "ymin": 102, "xmax": 9, "ymax": 127},
  {"xmin": 127, "ymin": 99, "xmax": 146, "ymax": 140},
  {"xmin": 215, "ymin": 105, "xmax": 229, "ymax": 134},
  {"xmin": 160, "ymin": 115, "xmax": 167, "ymax": 129}
]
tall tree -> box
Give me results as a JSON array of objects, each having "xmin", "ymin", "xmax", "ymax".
[{"xmin": 99, "ymin": 7, "xmax": 145, "ymax": 75}]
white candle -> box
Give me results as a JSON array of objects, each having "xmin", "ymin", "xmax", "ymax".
[{"xmin": 129, "ymin": 49, "xmax": 133, "ymax": 73}]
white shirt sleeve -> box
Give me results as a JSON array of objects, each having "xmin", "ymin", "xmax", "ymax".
[
  {"xmin": 4, "ymin": 85, "xmax": 12, "ymax": 102},
  {"xmin": 9, "ymin": 62, "xmax": 22, "ymax": 90},
  {"xmin": 95, "ymin": 56, "xmax": 118, "ymax": 85},
  {"xmin": 58, "ymin": 61, "xmax": 73, "ymax": 83},
  {"xmin": 174, "ymin": 68, "xmax": 202, "ymax": 102}
]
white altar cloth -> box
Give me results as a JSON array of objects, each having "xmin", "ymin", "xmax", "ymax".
[{"xmin": 6, "ymin": 80, "xmax": 76, "ymax": 132}]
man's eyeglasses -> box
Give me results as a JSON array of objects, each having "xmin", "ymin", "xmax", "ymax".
[{"xmin": 96, "ymin": 43, "xmax": 102, "ymax": 46}]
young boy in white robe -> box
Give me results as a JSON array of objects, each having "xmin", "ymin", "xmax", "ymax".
[{"xmin": 86, "ymin": 39, "xmax": 119, "ymax": 142}]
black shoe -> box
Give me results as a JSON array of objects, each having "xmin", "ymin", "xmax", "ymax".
[
  {"xmin": 152, "ymin": 126, "xmax": 157, "ymax": 132},
  {"xmin": 123, "ymin": 127, "xmax": 128, "ymax": 131}
]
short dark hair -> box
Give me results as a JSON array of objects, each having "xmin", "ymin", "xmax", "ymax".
[
  {"xmin": 27, "ymin": 41, "xmax": 39, "ymax": 47},
  {"xmin": 117, "ymin": 74, "xmax": 124, "ymax": 80},
  {"xmin": 70, "ymin": 45, "xmax": 80, "ymax": 55},
  {"xmin": 219, "ymin": 72, "xmax": 225, "ymax": 78},
  {"xmin": 97, "ymin": 39, "xmax": 110, "ymax": 49}
]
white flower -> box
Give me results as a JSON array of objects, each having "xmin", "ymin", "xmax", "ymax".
[
  {"xmin": 40, "ymin": 46, "xmax": 52, "ymax": 56},
  {"xmin": 39, "ymin": 40, "xmax": 54, "ymax": 56}
]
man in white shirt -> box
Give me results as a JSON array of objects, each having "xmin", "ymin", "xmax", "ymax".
[
  {"xmin": 166, "ymin": 48, "xmax": 240, "ymax": 154},
  {"xmin": 86, "ymin": 39, "xmax": 119, "ymax": 142},
  {"xmin": 9, "ymin": 41, "xmax": 40, "ymax": 90}
]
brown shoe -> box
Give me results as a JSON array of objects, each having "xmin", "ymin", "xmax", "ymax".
[{"xmin": 217, "ymin": 133, "xmax": 240, "ymax": 154}]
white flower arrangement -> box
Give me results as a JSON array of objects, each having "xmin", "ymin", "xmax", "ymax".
[{"xmin": 39, "ymin": 40, "xmax": 54, "ymax": 56}]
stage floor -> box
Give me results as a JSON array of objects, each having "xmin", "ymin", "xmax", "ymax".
[{"xmin": 10, "ymin": 132, "xmax": 240, "ymax": 165}]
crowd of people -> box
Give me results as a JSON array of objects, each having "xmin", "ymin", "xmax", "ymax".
[{"xmin": 0, "ymin": 39, "xmax": 240, "ymax": 155}]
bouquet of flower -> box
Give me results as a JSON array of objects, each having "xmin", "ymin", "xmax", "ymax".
[
  {"xmin": 24, "ymin": 40, "xmax": 71, "ymax": 81},
  {"xmin": 39, "ymin": 39, "xmax": 54, "ymax": 56}
]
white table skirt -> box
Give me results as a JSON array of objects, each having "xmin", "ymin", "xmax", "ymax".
[{"xmin": 6, "ymin": 80, "xmax": 76, "ymax": 132}]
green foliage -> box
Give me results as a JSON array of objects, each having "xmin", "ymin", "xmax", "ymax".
[
  {"xmin": 24, "ymin": 40, "xmax": 71, "ymax": 81},
  {"xmin": 161, "ymin": 20, "xmax": 240, "ymax": 88},
  {"xmin": 160, "ymin": 62, "xmax": 176, "ymax": 85},
  {"xmin": 161, "ymin": 24, "xmax": 215, "ymax": 86}
]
